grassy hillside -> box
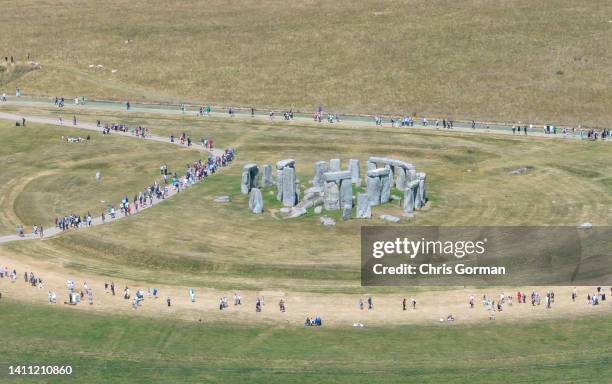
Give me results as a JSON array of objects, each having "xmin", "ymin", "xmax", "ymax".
[{"xmin": 1, "ymin": 0, "xmax": 611, "ymax": 126}]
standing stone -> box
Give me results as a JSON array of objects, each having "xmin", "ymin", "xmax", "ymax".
[
  {"xmin": 241, "ymin": 168, "xmax": 250, "ymax": 194},
  {"xmin": 248, "ymin": 188, "xmax": 264, "ymax": 214},
  {"xmin": 340, "ymin": 178, "xmax": 353, "ymax": 208},
  {"xmin": 395, "ymin": 167, "xmax": 407, "ymax": 190},
  {"xmin": 380, "ymin": 174, "xmax": 391, "ymax": 204},
  {"xmin": 349, "ymin": 159, "xmax": 360, "ymax": 184},
  {"xmin": 282, "ymin": 167, "xmax": 296, "ymax": 207},
  {"xmin": 417, "ymin": 173, "xmax": 427, "ymax": 207},
  {"xmin": 366, "ymin": 161, "xmax": 376, "ymax": 172},
  {"xmin": 262, "ymin": 164, "xmax": 273, "ymax": 187},
  {"xmin": 386, "ymin": 165, "xmax": 394, "ymax": 191},
  {"xmin": 342, "ymin": 204, "xmax": 352, "ymax": 221},
  {"xmin": 323, "ymin": 181, "xmax": 340, "ymax": 210},
  {"xmin": 313, "ymin": 161, "xmax": 328, "ymax": 187},
  {"xmin": 241, "ymin": 164, "xmax": 259, "ymax": 194},
  {"xmin": 403, "ymin": 186, "xmax": 415, "ymax": 214},
  {"xmin": 330, "ymin": 158, "xmax": 341, "ymax": 172},
  {"xmin": 276, "ymin": 169, "xmax": 283, "ymax": 201},
  {"xmin": 408, "ymin": 168, "xmax": 417, "ymax": 182},
  {"xmin": 366, "ymin": 176, "xmax": 381, "ymax": 206},
  {"xmin": 356, "ymin": 193, "xmax": 372, "ymax": 218},
  {"xmin": 251, "ymin": 167, "xmax": 260, "ymax": 188},
  {"xmin": 409, "ymin": 179, "xmax": 422, "ymax": 209}
]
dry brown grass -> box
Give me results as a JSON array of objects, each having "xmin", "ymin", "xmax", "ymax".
[{"xmin": 0, "ymin": 0, "xmax": 611, "ymax": 126}]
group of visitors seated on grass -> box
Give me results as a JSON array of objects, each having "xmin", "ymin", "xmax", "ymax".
[
  {"xmin": 304, "ymin": 316, "xmax": 322, "ymax": 326},
  {"xmin": 61, "ymin": 135, "xmax": 90, "ymax": 143}
]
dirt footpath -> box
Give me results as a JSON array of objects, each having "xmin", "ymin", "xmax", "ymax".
[{"xmin": 1, "ymin": 253, "xmax": 609, "ymax": 328}]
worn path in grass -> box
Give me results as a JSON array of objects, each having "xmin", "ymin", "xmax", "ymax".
[
  {"xmin": 0, "ymin": 111, "xmax": 228, "ymax": 244},
  {"xmin": 2, "ymin": 97, "xmax": 608, "ymax": 142},
  {"xmin": 1, "ymin": 250, "xmax": 610, "ymax": 327}
]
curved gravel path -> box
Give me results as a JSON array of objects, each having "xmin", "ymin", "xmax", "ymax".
[{"xmin": 0, "ymin": 111, "xmax": 230, "ymax": 244}]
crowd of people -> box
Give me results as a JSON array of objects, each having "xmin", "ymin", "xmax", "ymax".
[
  {"xmin": 42, "ymin": 112, "xmax": 236, "ymax": 236},
  {"xmin": 0, "ymin": 264, "xmax": 610, "ymax": 326},
  {"xmin": 52, "ymin": 148, "xmax": 234, "ymax": 234}
]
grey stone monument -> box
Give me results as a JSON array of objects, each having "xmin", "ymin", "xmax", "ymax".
[
  {"xmin": 417, "ymin": 172, "xmax": 427, "ymax": 205},
  {"xmin": 282, "ymin": 166, "xmax": 297, "ymax": 207},
  {"xmin": 313, "ymin": 161, "xmax": 328, "ymax": 187},
  {"xmin": 248, "ymin": 188, "xmax": 264, "ymax": 214},
  {"xmin": 329, "ymin": 158, "xmax": 341, "ymax": 172},
  {"xmin": 395, "ymin": 167, "xmax": 406, "ymax": 190},
  {"xmin": 340, "ymin": 178, "xmax": 353, "ymax": 208},
  {"xmin": 323, "ymin": 182, "xmax": 340, "ymax": 210},
  {"xmin": 356, "ymin": 193, "xmax": 372, "ymax": 218},
  {"xmin": 366, "ymin": 175, "xmax": 381, "ymax": 206},
  {"xmin": 342, "ymin": 204, "xmax": 352, "ymax": 221},
  {"xmin": 262, "ymin": 164, "xmax": 273, "ymax": 187},
  {"xmin": 403, "ymin": 184, "xmax": 416, "ymax": 214},
  {"xmin": 241, "ymin": 164, "xmax": 259, "ymax": 194},
  {"xmin": 349, "ymin": 159, "xmax": 360, "ymax": 186},
  {"xmin": 380, "ymin": 173, "xmax": 391, "ymax": 204}
]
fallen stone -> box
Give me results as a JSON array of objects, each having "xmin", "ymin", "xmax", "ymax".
[
  {"xmin": 304, "ymin": 186, "xmax": 323, "ymax": 195},
  {"xmin": 320, "ymin": 216, "xmax": 336, "ymax": 226},
  {"xmin": 287, "ymin": 207, "xmax": 307, "ymax": 218},
  {"xmin": 214, "ymin": 196, "xmax": 230, "ymax": 203},
  {"xmin": 509, "ymin": 167, "xmax": 531, "ymax": 175},
  {"xmin": 314, "ymin": 206, "xmax": 323, "ymax": 214},
  {"xmin": 579, "ymin": 222, "xmax": 593, "ymax": 229},
  {"xmin": 380, "ymin": 214, "xmax": 400, "ymax": 223}
]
